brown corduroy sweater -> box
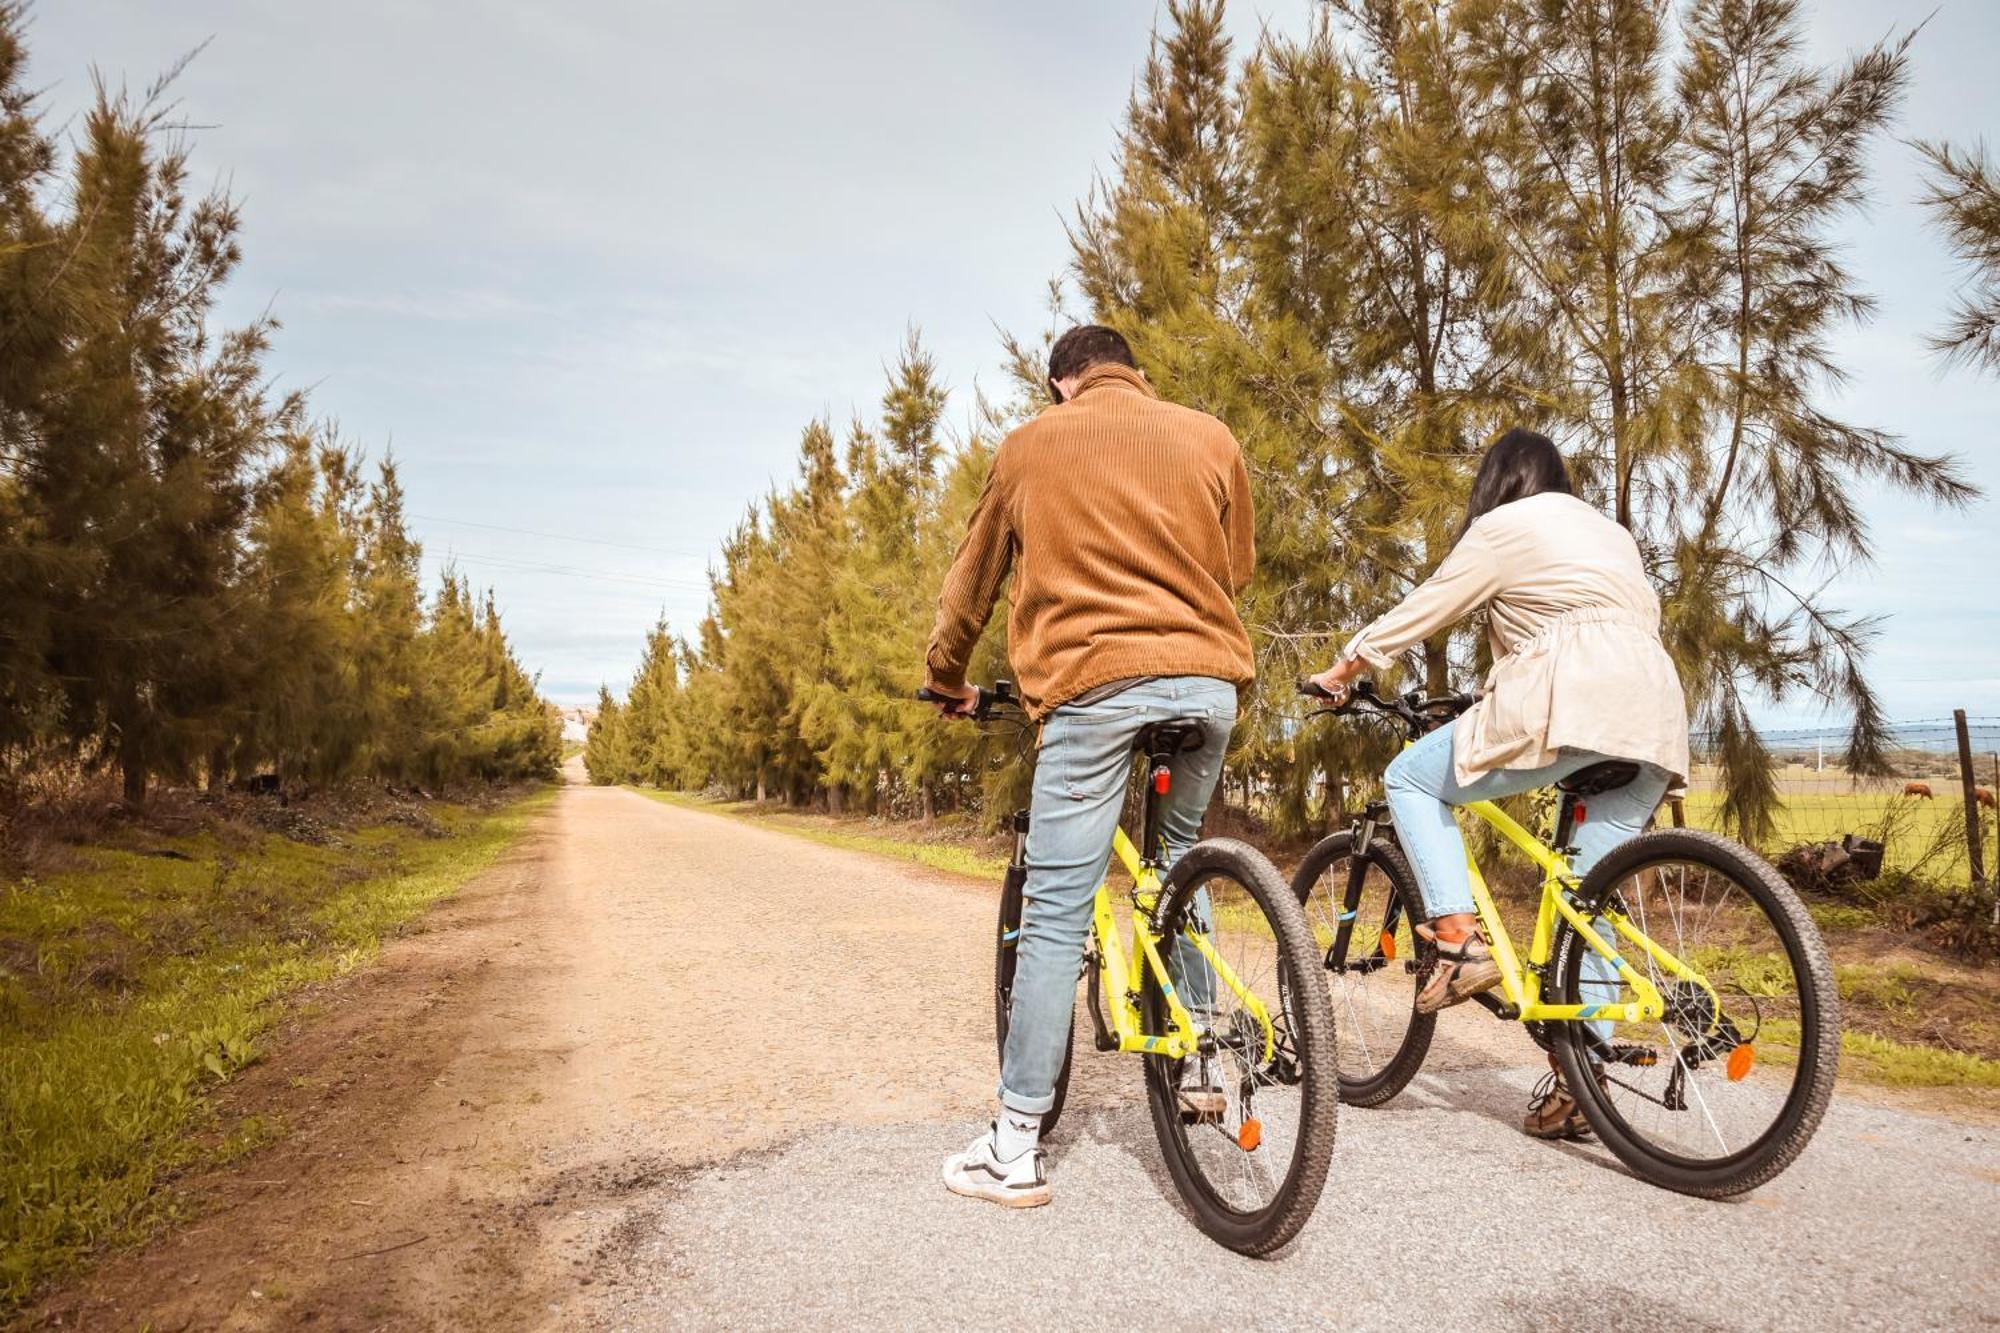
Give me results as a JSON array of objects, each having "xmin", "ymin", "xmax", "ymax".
[{"xmin": 924, "ymin": 362, "xmax": 1256, "ymax": 717}]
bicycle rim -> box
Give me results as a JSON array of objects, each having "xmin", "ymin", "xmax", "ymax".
[{"xmin": 1554, "ymin": 829, "xmax": 1838, "ymax": 1195}]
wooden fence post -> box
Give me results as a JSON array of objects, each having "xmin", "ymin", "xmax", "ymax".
[{"xmin": 1952, "ymin": 710, "xmax": 1985, "ymax": 898}]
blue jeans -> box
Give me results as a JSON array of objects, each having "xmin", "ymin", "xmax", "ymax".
[
  {"xmin": 1383, "ymin": 722, "xmax": 1671, "ymax": 1044},
  {"xmin": 999, "ymin": 676, "xmax": 1238, "ymax": 1114}
]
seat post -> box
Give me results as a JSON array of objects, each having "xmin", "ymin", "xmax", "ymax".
[
  {"xmin": 1554, "ymin": 792, "xmax": 1584, "ymax": 855},
  {"xmin": 1140, "ymin": 750, "xmax": 1172, "ymax": 868}
]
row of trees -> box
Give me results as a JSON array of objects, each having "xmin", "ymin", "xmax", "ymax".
[
  {"xmin": 594, "ymin": 0, "xmax": 1991, "ymax": 838},
  {"xmin": 586, "ymin": 335, "xmax": 1018, "ymax": 817},
  {"xmin": 0, "ymin": 8, "xmax": 558, "ymax": 804}
]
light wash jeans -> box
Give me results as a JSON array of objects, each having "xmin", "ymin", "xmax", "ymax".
[
  {"xmin": 999, "ymin": 676, "xmax": 1238, "ymax": 1114},
  {"xmin": 1383, "ymin": 721, "xmax": 1671, "ymax": 1046}
]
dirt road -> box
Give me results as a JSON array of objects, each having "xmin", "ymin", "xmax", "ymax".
[{"xmin": 33, "ymin": 771, "xmax": 2000, "ymax": 1330}]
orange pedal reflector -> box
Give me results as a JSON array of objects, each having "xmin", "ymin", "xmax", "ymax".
[
  {"xmin": 1379, "ymin": 930, "xmax": 1398, "ymax": 961},
  {"xmin": 1727, "ymin": 1044, "xmax": 1756, "ymax": 1081},
  {"xmin": 1237, "ymin": 1119, "xmax": 1262, "ymax": 1152}
]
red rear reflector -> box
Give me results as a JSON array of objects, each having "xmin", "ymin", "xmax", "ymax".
[
  {"xmin": 1574, "ymin": 801, "xmax": 1587, "ymax": 824},
  {"xmin": 1153, "ymin": 769, "xmax": 1171, "ymax": 794}
]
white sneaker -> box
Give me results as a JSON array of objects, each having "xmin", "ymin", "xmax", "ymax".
[
  {"xmin": 941, "ymin": 1126, "xmax": 1051, "ymax": 1208},
  {"xmin": 1178, "ymin": 1057, "xmax": 1229, "ymax": 1121}
]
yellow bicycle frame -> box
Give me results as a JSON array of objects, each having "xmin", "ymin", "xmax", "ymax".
[
  {"xmin": 1459, "ymin": 796, "xmax": 1718, "ymax": 1028},
  {"xmin": 1088, "ymin": 829, "xmax": 1278, "ymax": 1063}
]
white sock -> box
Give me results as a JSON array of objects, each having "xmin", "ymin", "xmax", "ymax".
[{"xmin": 992, "ymin": 1107, "xmax": 1042, "ymax": 1162}]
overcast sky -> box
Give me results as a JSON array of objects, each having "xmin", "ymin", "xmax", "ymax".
[{"xmin": 26, "ymin": 1, "xmax": 2000, "ymax": 726}]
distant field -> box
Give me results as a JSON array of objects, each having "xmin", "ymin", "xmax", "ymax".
[{"xmin": 1680, "ymin": 764, "xmax": 1995, "ymax": 877}]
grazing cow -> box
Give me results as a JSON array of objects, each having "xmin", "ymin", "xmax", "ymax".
[
  {"xmin": 1979, "ymin": 786, "xmax": 1996, "ymax": 810},
  {"xmin": 1903, "ymin": 781, "xmax": 1933, "ymax": 799}
]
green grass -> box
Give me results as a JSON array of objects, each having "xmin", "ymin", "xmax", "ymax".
[
  {"xmin": 0, "ymin": 787, "xmax": 553, "ymax": 1313},
  {"xmin": 636, "ymin": 789, "xmax": 1010, "ymax": 879},
  {"xmin": 1838, "ymin": 1030, "xmax": 2000, "ymax": 1089}
]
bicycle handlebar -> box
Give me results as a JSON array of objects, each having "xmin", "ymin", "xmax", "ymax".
[
  {"xmin": 1294, "ymin": 677, "xmax": 1475, "ymax": 739},
  {"xmin": 916, "ymin": 679, "xmax": 1021, "ymax": 723}
]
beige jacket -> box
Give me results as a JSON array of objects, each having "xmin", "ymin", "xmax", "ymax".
[{"xmin": 1344, "ymin": 491, "xmax": 1690, "ymax": 786}]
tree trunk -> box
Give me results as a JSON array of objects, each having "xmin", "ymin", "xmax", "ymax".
[
  {"xmin": 121, "ymin": 756, "xmax": 146, "ymax": 809},
  {"xmin": 921, "ymin": 778, "xmax": 935, "ymax": 825},
  {"xmin": 1423, "ymin": 636, "xmax": 1450, "ymax": 695}
]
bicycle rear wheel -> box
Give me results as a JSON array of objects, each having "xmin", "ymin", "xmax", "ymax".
[
  {"xmin": 1142, "ymin": 839, "xmax": 1337, "ymax": 1255},
  {"xmin": 995, "ymin": 862, "xmax": 1074, "ymax": 1137},
  {"xmin": 1292, "ymin": 832, "xmax": 1434, "ymax": 1106},
  {"xmin": 1549, "ymin": 829, "xmax": 1839, "ymax": 1197}
]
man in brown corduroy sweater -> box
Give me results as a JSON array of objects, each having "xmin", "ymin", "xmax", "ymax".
[{"xmin": 925, "ymin": 325, "xmax": 1255, "ymax": 1207}]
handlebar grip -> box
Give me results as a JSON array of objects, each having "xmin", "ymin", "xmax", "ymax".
[
  {"xmin": 1296, "ymin": 677, "xmax": 1337, "ymax": 701},
  {"xmin": 917, "ymin": 684, "xmax": 985, "ymax": 719}
]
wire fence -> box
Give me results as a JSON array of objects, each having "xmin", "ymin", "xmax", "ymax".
[{"xmin": 1677, "ymin": 715, "xmax": 1999, "ymax": 935}]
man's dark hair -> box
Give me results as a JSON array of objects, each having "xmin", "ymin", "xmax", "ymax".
[{"xmin": 1047, "ymin": 325, "xmax": 1137, "ymax": 383}]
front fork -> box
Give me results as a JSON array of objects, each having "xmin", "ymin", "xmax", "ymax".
[{"xmin": 1324, "ymin": 804, "xmax": 1412, "ymax": 975}]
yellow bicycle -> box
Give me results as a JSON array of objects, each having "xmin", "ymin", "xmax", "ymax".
[
  {"xmin": 1293, "ymin": 680, "xmax": 1839, "ymax": 1197},
  {"xmin": 922, "ymin": 681, "xmax": 1337, "ymax": 1254}
]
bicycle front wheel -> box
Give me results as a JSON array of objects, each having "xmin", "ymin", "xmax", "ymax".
[
  {"xmin": 1550, "ymin": 829, "xmax": 1839, "ymax": 1197},
  {"xmin": 995, "ymin": 862, "xmax": 1074, "ymax": 1137},
  {"xmin": 1292, "ymin": 832, "xmax": 1434, "ymax": 1106},
  {"xmin": 1141, "ymin": 838, "xmax": 1337, "ymax": 1255}
]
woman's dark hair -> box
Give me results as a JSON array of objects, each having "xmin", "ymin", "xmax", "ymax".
[{"xmin": 1459, "ymin": 428, "xmax": 1571, "ymax": 538}]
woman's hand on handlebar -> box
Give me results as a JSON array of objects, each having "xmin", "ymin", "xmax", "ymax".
[{"xmin": 1302, "ymin": 654, "xmax": 1364, "ymax": 706}]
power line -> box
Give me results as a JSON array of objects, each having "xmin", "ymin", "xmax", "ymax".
[
  {"xmin": 427, "ymin": 549, "xmax": 713, "ymax": 594},
  {"xmin": 409, "ymin": 511, "xmax": 715, "ymax": 562}
]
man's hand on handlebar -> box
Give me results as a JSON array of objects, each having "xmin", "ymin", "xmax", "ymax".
[{"xmin": 918, "ymin": 680, "xmax": 980, "ymax": 719}]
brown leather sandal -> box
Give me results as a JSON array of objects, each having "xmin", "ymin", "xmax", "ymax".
[{"xmin": 1415, "ymin": 927, "xmax": 1503, "ymax": 1014}]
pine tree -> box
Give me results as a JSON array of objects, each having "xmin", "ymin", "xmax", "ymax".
[
  {"xmin": 584, "ymin": 685, "xmax": 630, "ymax": 785},
  {"xmin": 1663, "ymin": 0, "xmax": 1972, "ymax": 830},
  {"xmin": 1918, "ymin": 138, "xmax": 2000, "ymax": 377},
  {"xmin": 28, "ymin": 72, "xmax": 277, "ymax": 804},
  {"xmin": 234, "ymin": 427, "xmax": 364, "ymax": 783},
  {"xmin": 800, "ymin": 333, "xmax": 948, "ymax": 813},
  {"xmin": 0, "ymin": 2, "xmax": 59, "ymax": 757}
]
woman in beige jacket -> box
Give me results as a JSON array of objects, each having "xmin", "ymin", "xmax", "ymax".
[{"xmin": 1310, "ymin": 428, "xmax": 1689, "ymax": 1138}]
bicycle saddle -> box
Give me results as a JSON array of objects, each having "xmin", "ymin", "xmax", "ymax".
[
  {"xmin": 1134, "ymin": 719, "xmax": 1207, "ymax": 759},
  {"xmin": 1556, "ymin": 760, "xmax": 1642, "ymax": 796}
]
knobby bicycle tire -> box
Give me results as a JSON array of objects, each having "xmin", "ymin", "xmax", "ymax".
[
  {"xmin": 1549, "ymin": 828, "xmax": 1839, "ymax": 1197},
  {"xmin": 1140, "ymin": 838, "xmax": 1338, "ymax": 1255}
]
